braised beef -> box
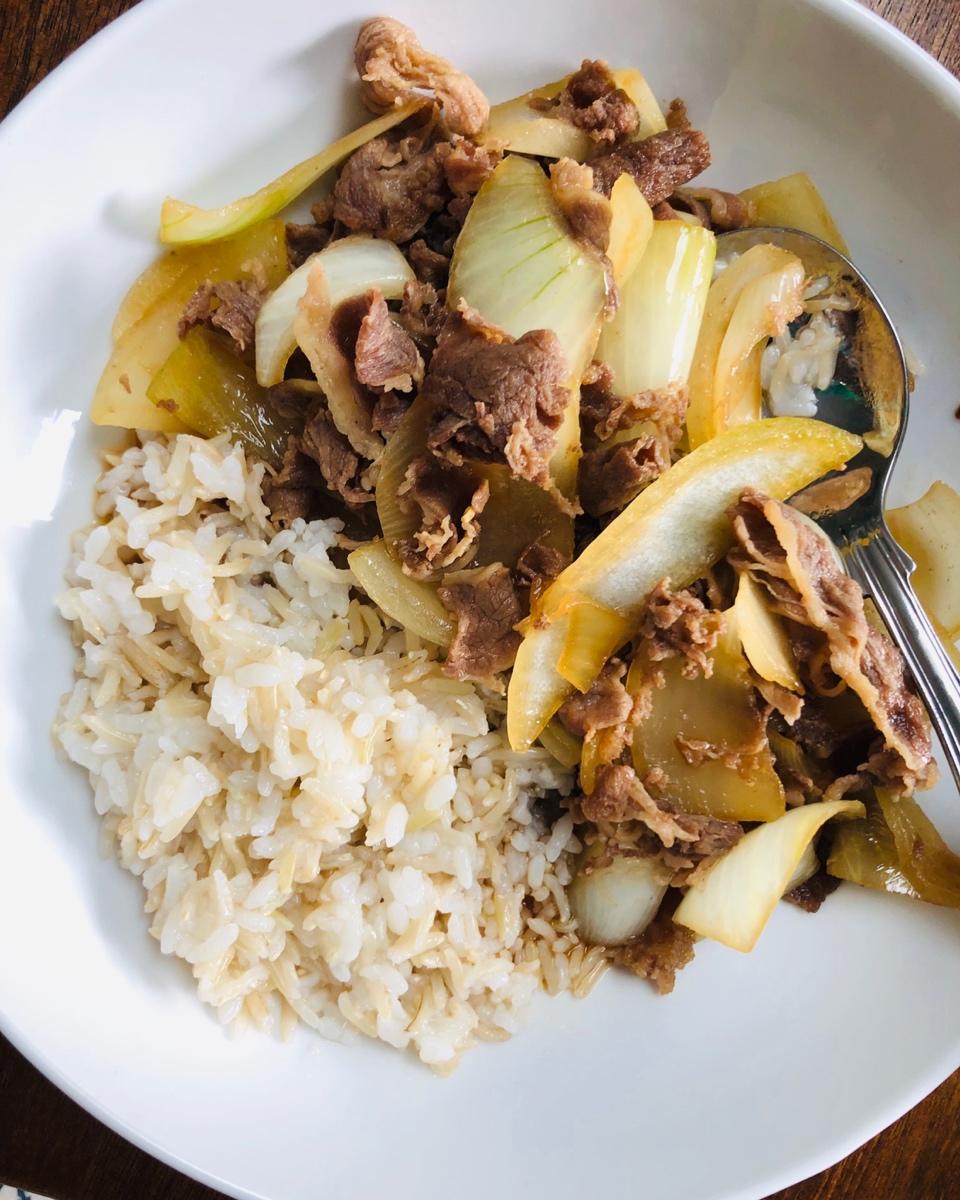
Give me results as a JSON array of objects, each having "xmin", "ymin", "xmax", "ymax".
[
  {"xmin": 397, "ymin": 453, "xmax": 489, "ymax": 577},
  {"xmin": 439, "ymin": 563, "xmax": 523, "ymax": 678},
  {"xmin": 637, "ymin": 579, "xmax": 723, "ymax": 679},
  {"xmin": 299, "ymin": 405, "xmax": 374, "ymax": 507},
  {"xmin": 531, "ymin": 59, "xmax": 639, "ymax": 145},
  {"xmin": 178, "ymin": 280, "xmax": 264, "ymax": 354},
  {"xmin": 423, "ymin": 305, "xmax": 569, "ymax": 492},
  {"xmin": 579, "ymin": 435, "xmax": 665, "ymax": 516},
  {"xmin": 353, "ymin": 17, "xmax": 489, "ymax": 136},
  {"xmin": 590, "ymin": 128, "xmax": 711, "ymax": 205},
  {"xmin": 333, "ymin": 129, "xmax": 447, "ymax": 244}
]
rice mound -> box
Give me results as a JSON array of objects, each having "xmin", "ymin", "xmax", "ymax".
[{"xmin": 54, "ymin": 433, "xmax": 606, "ymax": 1067}]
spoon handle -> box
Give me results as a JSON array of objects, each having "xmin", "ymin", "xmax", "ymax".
[{"xmin": 847, "ymin": 526, "xmax": 960, "ymax": 794}]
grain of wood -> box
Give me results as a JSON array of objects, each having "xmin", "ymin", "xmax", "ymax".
[{"xmin": 0, "ymin": 1, "xmax": 957, "ymax": 1198}]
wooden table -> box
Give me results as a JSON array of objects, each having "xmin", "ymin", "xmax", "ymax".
[{"xmin": 1, "ymin": 1, "xmax": 958, "ymax": 1197}]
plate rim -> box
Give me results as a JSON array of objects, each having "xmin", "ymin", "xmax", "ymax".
[{"xmin": 1, "ymin": 1, "xmax": 959, "ymax": 1198}]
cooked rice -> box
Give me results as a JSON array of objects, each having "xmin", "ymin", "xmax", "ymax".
[
  {"xmin": 762, "ymin": 311, "xmax": 842, "ymax": 418},
  {"xmin": 54, "ymin": 432, "xmax": 606, "ymax": 1068}
]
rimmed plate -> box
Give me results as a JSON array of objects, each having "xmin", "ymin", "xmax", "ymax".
[{"xmin": 1, "ymin": 1, "xmax": 958, "ymax": 1197}]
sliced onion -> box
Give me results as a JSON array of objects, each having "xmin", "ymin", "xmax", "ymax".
[
  {"xmin": 160, "ymin": 101, "xmax": 425, "ymax": 245},
  {"xmin": 739, "ymin": 172, "xmax": 848, "ymax": 255},
  {"xmin": 570, "ymin": 853, "xmax": 668, "ymax": 946},
  {"xmin": 733, "ymin": 571, "xmax": 803, "ymax": 691},
  {"xmin": 607, "ymin": 174, "xmax": 654, "ymax": 288},
  {"xmin": 887, "ymin": 481, "xmax": 960, "ymax": 640},
  {"xmin": 674, "ymin": 799, "xmax": 864, "ymax": 952},
  {"xmin": 537, "ymin": 720, "xmax": 582, "ymax": 769},
  {"xmin": 348, "ymin": 540, "xmax": 454, "ymax": 647},
  {"xmin": 687, "ymin": 244, "xmax": 805, "ymax": 448},
  {"xmin": 783, "ymin": 842, "xmax": 819, "ymax": 895},
  {"xmin": 449, "ymin": 153, "xmax": 609, "ymax": 501},
  {"xmin": 375, "ymin": 394, "xmax": 432, "ymax": 546},
  {"xmin": 597, "ymin": 219, "xmax": 715, "ymax": 395},
  {"xmin": 449, "ymin": 155, "xmax": 608, "ymax": 379},
  {"xmin": 256, "ymin": 235, "xmax": 414, "ymax": 388},
  {"xmin": 482, "ymin": 68, "xmax": 665, "ymax": 161},
  {"xmin": 293, "ymin": 241, "xmax": 415, "ymax": 460}
]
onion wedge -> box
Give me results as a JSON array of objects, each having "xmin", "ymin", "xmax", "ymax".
[
  {"xmin": 506, "ymin": 418, "xmax": 862, "ymax": 750},
  {"xmin": 607, "ymin": 175, "xmax": 654, "ymax": 287},
  {"xmin": 255, "ymin": 235, "xmax": 414, "ymax": 387},
  {"xmin": 483, "ymin": 79, "xmax": 592, "ymax": 160},
  {"xmin": 570, "ymin": 853, "xmax": 667, "ymax": 946},
  {"xmin": 887, "ymin": 481, "xmax": 960, "ymax": 640},
  {"xmin": 597, "ymin": 219, "xmax": 715, "ymax": 395},
  {"xmin": 348, "ymin": 541, "xmax": 454, "ymax": 647},
  {"xmin": 146, "ymin": 328, "xmax": 297, "ymax": 467},
  {"xmin": 630, "ymin": 617, "xmax": 786, "ymax": 823},
  {"xmin": 733, "ymin": 571, "xmax": 802, "ymax": 691},
  {"xmin": 375, "ymin": 394, "xmax": 433, "ymax": 545},
  {"xmin": 740, "ymin": 172, "xmax": 849, "ymax": 255},
  {"xmin": 538, "ymin": 720, "xmax": 582, "ymax": 769},
  {"xmin": 687, "ymin": 245, "xmax": 805, "ymax": 447},
  {"xmin": 674, "ymin": 799, "xmax": 865, "ymax": 952},
  {"xmin": 293, "ymin": 241, "xmax": 415, "ymax": 461},
  {"xmin": 160, "ymin": 101, "xmax": 425, "ymax": 245}
]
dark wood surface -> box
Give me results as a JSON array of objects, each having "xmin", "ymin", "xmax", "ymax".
[{"xmin": 1, "ymin": 1, "xmax": 958, "ymax": 1197}]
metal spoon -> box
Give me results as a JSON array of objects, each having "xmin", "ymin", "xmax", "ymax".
[{"xmin": 719, "ymin": 226, "xmax": 960, "ymax": 792}]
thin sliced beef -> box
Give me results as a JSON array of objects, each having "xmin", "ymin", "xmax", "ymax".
[
  {"xmin": 531, "ymin": 59, "xmax": 639, "ymax": 145},
  {"xmin": 580, "ymin": 363, "xmax": 688, "ymax": 450},
  {"xmin": 266, "ymin": 379, "xmax": 324, "ymax": 419},
  {"xmin": 581, "ymin": 764, "xmax": 682, "ymax": 844},
  {"xmin": 300, "ymin": 405, "xmax": 374, "ymax": 507},
  {"xmin": 397, "ymin": 453, "xmax": 489, "ymax": 578},
  {"xmin": 559, "ymin": 659, "xmax": 635, "ymax": 740},
  {"xmin": 347, "ymin": 289, "xmax": 423, "ymax": 392},
  {"xmin": 178, "ymin": 280, "xmax": 264, "ymax": 353},
  {"xmin": 590, "ymin": 128, "xmax": 711, "ymax": 205},
  {"xmin": 438, "ymin": 137, "xmax": 501, "ymax": 197},
  {"xmin": 665, "ymin": 98, "xmax": 691, "ymax": 131},
  {"xmin": 784, "ymin": 870, "xmax": 841, "ymax": 913},
  {"xmin": 614, "ymin": 904, "xmax": 696, "ymax": 994},
  {"xmin": 515, "ymin": 539, "xmax": 569, "ymax": 587},
  {"xmin": 285, "ymin": 199, "xmax": 335, "ymax": 269},
  {"xmin": 661, "ymin": 187, "xmax": 754, "ymax": 231},
  {"xmin": 370, "ymin": 391, "xmax": 412, "ymax": 436},
  {"xmin": 754, "ymin": 675, "xmax": 804, "ymax": 726},
  {"xmin": 637, "ymin": 579, "xmax": 724, "ymax": 679},
  {"xmin": 333, "ymin": 128, "xmax": 447, "ymax": 244},
  {"xmin": 263, "ymin": 443, "xmax": 324, "ymax": 526},
  {"xmin": 579, "ymin": 435, "xmax": 665, "ymax": 516},
  {"xmin": 398, "ymin": 280, "xmax": 447, "ymax": 342},
  {"xmin": 407, "ymin": 239, "xmax": 450, "ymax": 287},
  {"xmin": 423, "ymin": 304, "xmax": 570, "ymax": 494},
  {"xmin": 354, "ymin": 17, "xmax": 489, "ymax": 137},
  {"xmin": 730, "ymin": 489, "xmax": 934, "ymax": 792},
  {"xmin": 439, "ymin": 562, "xmax": 523, "ymax": 679},
  {"xmin": 549, "ymin": 158, "xmax": 612, "ymax": 255},
  {"xmin": 580, "ymin": 764, "xmax": 743, "ymax": 869}
]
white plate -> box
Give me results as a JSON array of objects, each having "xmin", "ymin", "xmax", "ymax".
[{"xmin": 1, "ymin": 1, "xmax": 958, "ymax": 1198}]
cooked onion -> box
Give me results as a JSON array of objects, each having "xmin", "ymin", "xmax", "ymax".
[
  {"xmin": 256, "ymin": 235, "xmax": 414, "ymax": 387},
  {"xmin": 675, "ymin": 799, "xmax": 864, "ymax": 951},
  {"xmin": 570, "ymin": 853, "xmax": 667, "ymax": 946}
]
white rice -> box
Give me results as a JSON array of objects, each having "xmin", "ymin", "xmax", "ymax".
[
  {"xmin": 762, "ymin": 311, "xmax": 842, "ymax": 418},
  {"xmin": 54, "ymin": 432, "xmax": 607, "ymax": 1068}
]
